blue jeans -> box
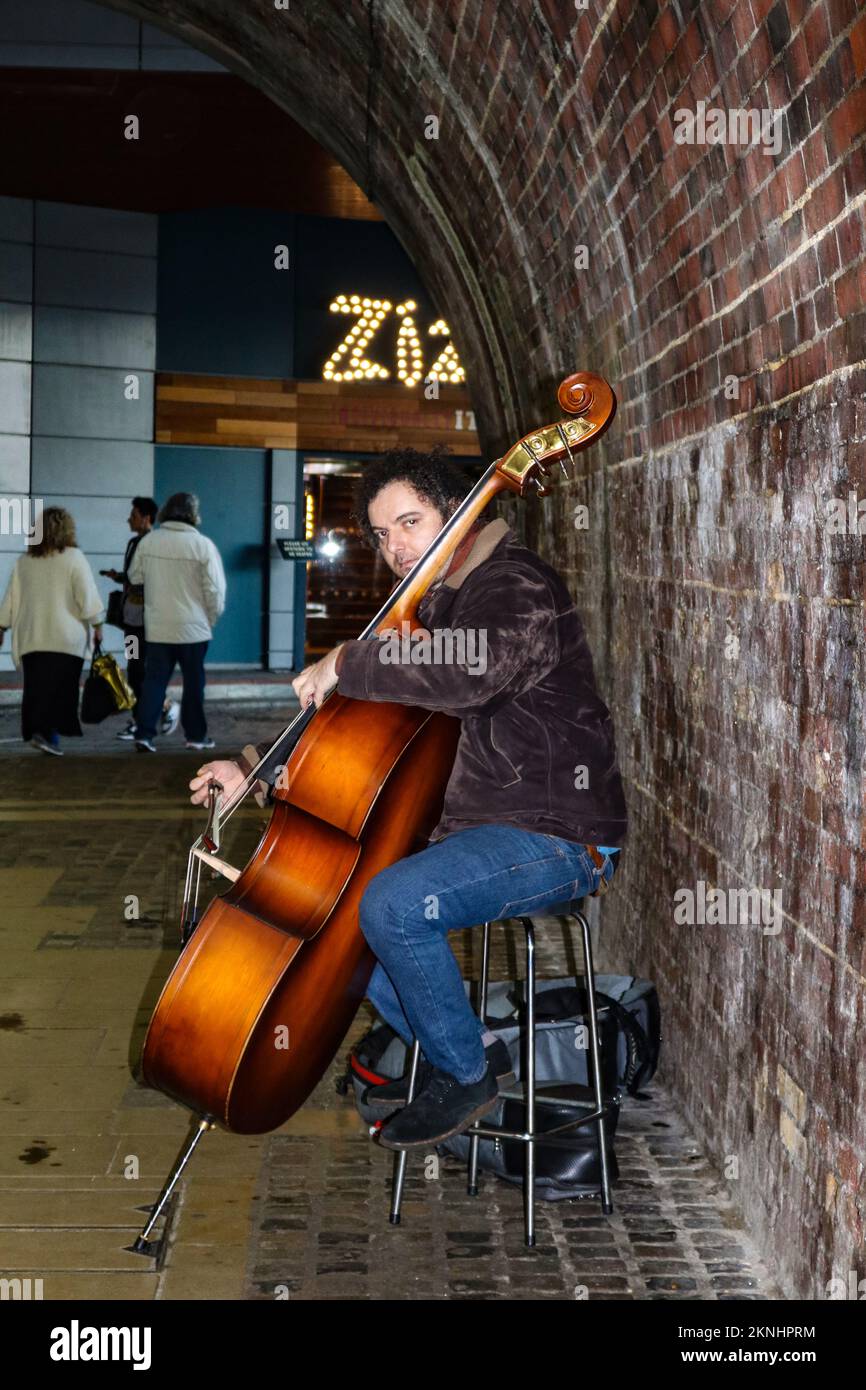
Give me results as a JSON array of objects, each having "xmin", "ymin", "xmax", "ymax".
[
  {"xmin": 134, "ymin": 640, "xmax": 208, "ymax": 741},
  {"xmin": 359, "ymin": 824, "xmax": 618, "ymax": 1086}
]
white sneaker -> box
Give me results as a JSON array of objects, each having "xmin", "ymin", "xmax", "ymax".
[
  {"xmin": 185, "ymin": 736, "xmax": 215, "ymax": 750},
  {"xmin": 116, "ymin": 722, "xmax": 136, "ymax": 741},
  {"xmin": 160, "ymin": 701, "xmax": 181, "ymax": 736},
  {"xmin": 135, "ymin": 738, "xmax": 157, "ymax": 753},
  {"xmin": 32, "ymin": 734, "xmax": 63, "ymax": 757}
]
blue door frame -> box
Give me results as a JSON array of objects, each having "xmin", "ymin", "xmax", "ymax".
[{"xmin": 154, "ymin": 445, "xmax": 268, "ymax": 666}]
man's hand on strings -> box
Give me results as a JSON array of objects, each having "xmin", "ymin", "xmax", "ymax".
[
  {"xmin": 189, "ymin": 760, "xmax": 245, "ymax": 807},
  {"xmin": 292, "ymin": 645, "xmax": 343, "ymax": 711}
]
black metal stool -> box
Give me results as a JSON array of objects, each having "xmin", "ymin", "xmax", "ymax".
[{"xmin": 388, "ymin": 900, "xmax": 616, "ymax": 1246}]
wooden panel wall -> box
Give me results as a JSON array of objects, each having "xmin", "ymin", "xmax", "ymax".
[
  {"xmin": 155, "ymin": 375, "xmax": 298, "ymax": 449},
  {"xmin": 155, "ymin": 374, "xmax": 481, "ymax": 455}
]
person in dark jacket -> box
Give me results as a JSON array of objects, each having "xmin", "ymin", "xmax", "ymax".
[
  {"xmin": 101, "ymin": 497, "xmax": 179, "ymax": 741},
  {"xmin": 189, "ymin": 447, "xmax": 627, "ymax": 1149}
]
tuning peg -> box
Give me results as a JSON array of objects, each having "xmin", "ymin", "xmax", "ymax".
[
  {"xmin": 556, "ymin": 423, "xmax": 578, "ymax": 480},
  {"xmin": 529, "ymin": 475, "xmax": 555, "ymax": 497}
]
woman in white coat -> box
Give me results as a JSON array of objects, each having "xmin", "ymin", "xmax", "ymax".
[{"xmin": 0, "ymin": 507, "xmax": 104, "ymax": 756}]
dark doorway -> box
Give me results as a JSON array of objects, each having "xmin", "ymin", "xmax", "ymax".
[{"xmin": 303, "ymin": 457, "xmax": 393, "ymax": 660}]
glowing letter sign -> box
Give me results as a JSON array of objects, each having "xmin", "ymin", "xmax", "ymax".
[{"xmin": 323, "ymin": 296, "xmax": 466, "ymax": 387}]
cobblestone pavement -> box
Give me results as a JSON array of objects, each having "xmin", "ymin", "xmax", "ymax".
[
  {"xmin": 246, "ymin": 1081, "xmax": 778, "ymax": 1302},
  {"xmin": 0, "ymin": 697, "xmax": 782, "ymax": 1300}
]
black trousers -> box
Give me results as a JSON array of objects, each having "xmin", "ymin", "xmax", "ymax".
[{"xmin": 21, "ymin": 651, "xmax": 84, "ymax": 741}]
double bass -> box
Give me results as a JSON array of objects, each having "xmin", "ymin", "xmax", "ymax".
[{"xmin": 131, "ymin": 370, "xmax": 615, "ymax": 1254}]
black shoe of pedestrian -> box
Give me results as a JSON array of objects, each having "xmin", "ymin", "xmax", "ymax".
[
  {"xmin": 366, "ymin": 1037, "xmax": 514, "ymax": 1108},
  {"xmin": 31, "ymin": 733, "xmax": 63, "ymax": 757},
  {"xmin": 376, "ymin": 1067, "xmax": 499, "ymax": 1150}
]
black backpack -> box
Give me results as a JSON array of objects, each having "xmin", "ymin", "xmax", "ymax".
[{"xmin": 339, "ymin": 974, "xmax": 661, "ymax": 1202}]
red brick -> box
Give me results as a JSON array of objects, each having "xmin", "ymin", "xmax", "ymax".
[{"xmin": 804, "ymin": 5, "xmax": 832, "ymax": 64}]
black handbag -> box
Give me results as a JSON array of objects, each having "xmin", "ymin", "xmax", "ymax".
[{"xmin": 106, "ymin": 589, "xmax": 126, "ymax": 629}]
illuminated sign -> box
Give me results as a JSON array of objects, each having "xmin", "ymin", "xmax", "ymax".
[
  {"xmin": 395, "ymin": 301, "xmax": 423, "ymax": 388},
  {"xmin": 323, "ymin": 296, "xmax": 466, "ymax": 387}
]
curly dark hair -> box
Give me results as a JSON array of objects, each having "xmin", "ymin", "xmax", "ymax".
[{"xmin": 352, "ymin": 446, "xmax": 486, "ymax": 551}]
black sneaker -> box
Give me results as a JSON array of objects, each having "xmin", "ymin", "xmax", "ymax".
[
  {"xmin": 366, "ymin": 1036, "xmax": 514, "ymax": 1108},
  {"xmin": 376, "ymin": 1067, "xmax": 499, "ymax": 1150},
  {"xmin": 31, "ymin": 733, "xmax": 63, "ymax": 757}
]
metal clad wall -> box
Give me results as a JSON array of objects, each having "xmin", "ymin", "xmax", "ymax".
[
  {"xmin": 157, "ymin": 208, "xmax": 296, "ymax": 379},
  {"xmin": 0, "ymin": 0, "xmax": 225, "ymax": 71},
  {"xmin": 31, "ymin": 199, "xmax": 157, "ymax": 591},
  {"xmin": 0, "ymin": 198, "xmax": 158, "ymax": 671},
  {"xmin": 0, "ymin": 195, "xmax": 33, "ymax": 639}
]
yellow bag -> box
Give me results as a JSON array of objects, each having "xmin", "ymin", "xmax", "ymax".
[
  {"xmin": 95, "ymin": 649, "xmax": 135, "ymax": 711},
  {"xmin": 81, "ymin": 642, "xmax": 135, "ymax": 723}
]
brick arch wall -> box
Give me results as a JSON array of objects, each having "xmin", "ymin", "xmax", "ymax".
[{"xmin": 101, "ymin": 0, "xmax": 865, "ymax": 1298}]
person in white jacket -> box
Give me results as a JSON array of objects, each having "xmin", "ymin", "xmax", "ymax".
[
  {"xmin": 0, "ymin": 506, "xmax": 105, "ymax": 756},
  {"xmin": 127, "ymin": 492, "xmax": 226, "ymax": 753}
]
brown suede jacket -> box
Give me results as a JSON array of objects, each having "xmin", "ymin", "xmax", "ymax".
[{"xmin": 238, "ymin": 518, "xmax": 627, "ymax": 848}]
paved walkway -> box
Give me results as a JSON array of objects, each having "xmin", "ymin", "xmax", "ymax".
[{"xmin": 0, "ymin": 697, "xmax": 782, "ymax": 1300}]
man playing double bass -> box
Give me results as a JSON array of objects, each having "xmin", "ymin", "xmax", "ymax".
[{"xmin": 190, "ymin": 447, "xmax": 627, "ymax": 1151}]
